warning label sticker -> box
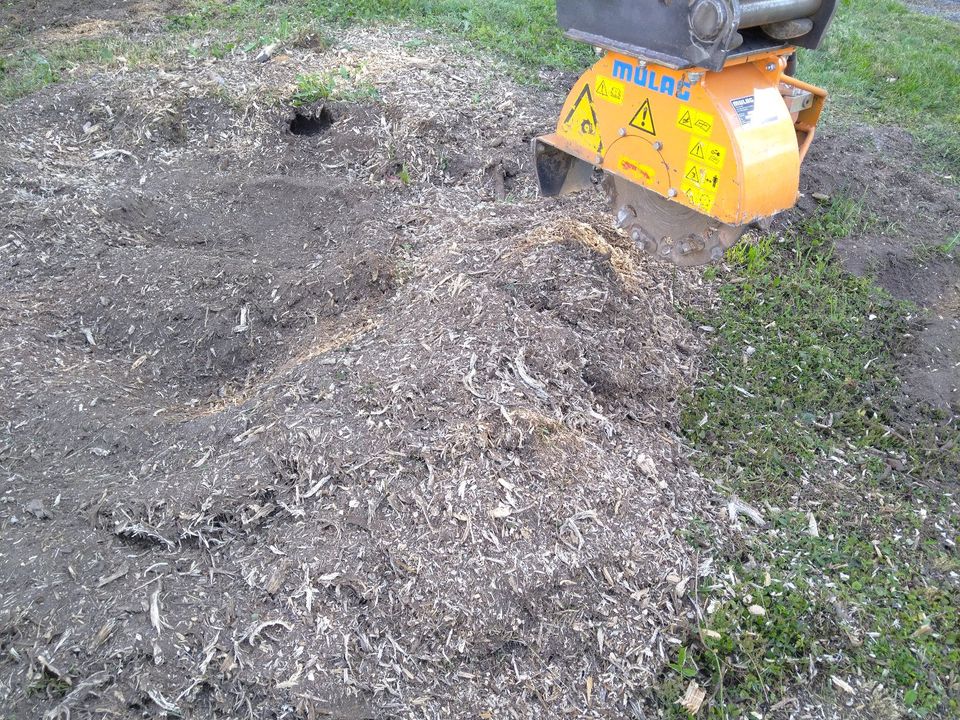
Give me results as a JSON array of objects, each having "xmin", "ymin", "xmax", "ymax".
[
  {"xmin": 594, "ymin": 76, "xmax": 625, "ymax": 105},
  {"xmin": 681, "ymin": 180, "xmax": 717, "ymax": 213},
  {"xmin": 561, "ymin": 85, "xmax": 602, "ymax": 153},
  {"xmin": 676, "ymin": 106, "xmax": 714, "ymax": 136},
  {"xmin": 687, "ymin": 137, "xmax": 726, "ymax": 171},
  {"xmin": 681, "ymin": 156, "xmax": 721, "ymax": 213},
  {"xmin": 683, "ymin": 160, "xmax": 721, "ymax": 192},
  {"xmin": 629, "ymin": 99, "xmax": 656, "ymax": 136},
  {"xmin": 617, "ymin": 157, "xmax": 656, "ymax": 186}
]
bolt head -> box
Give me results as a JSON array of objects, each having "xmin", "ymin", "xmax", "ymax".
[
  {"xmin": 690, "ymin": 0, "xmax": 726, "ymax": 41},
  {"xmin": 653, "ymin": 141, "xmax": 663, "ymax": 151},
  {"xmin": 765, "ymin": 62, "xmax": 777, "ymax": 72},
  {"xmin": 617, "ymin": 208, "xmax": 636, "ymax": 227},
  {"xmin": 668, "ymin": 188, "xmax": 678, "ymax": 198}
]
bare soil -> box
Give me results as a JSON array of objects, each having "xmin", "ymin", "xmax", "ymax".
[
  {"xmin": 1, "ymin": 0, "xmax": 178, "ymax": 31},
  {"xmin": 0, "ymin": 25, "xmax": 720, "ymax": 720}
]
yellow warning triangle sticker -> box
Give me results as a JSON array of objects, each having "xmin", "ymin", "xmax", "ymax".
[
  {"xmin": 686, "ymin": 166, "xmax": 700, "ymax": 182},
  {"xmin": 562, "ymin": 85, "xmax": 602, "ymax": 153},
  {"xmin": 678, "ymin": 110, "xmax": 694, "ymax": 130},
  {"xmin": 690, "ymin": 141, "xmax": 706, "ymax": 160},
  {"xmin": 629, "ymin": 99, "xmax": 656, "ymax": 136}
]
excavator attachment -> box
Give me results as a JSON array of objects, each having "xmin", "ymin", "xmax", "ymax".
[{"xmin": 535, "ymin": 0, "xmax": 834, "ymax": 266}]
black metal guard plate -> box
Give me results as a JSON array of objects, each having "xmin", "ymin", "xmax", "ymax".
[{"xmin": 557, "ymin": 0, "xmax": 837, "ymax": 71}]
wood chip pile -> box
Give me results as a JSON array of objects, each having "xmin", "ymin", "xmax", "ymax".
[{"xmin": 0, "ymin": 25, "xmax": 724, "ymax": 718}]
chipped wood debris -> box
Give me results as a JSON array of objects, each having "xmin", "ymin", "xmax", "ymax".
[
  {"xmin": 831, "ymin": 675, "xmax": 857, "ymax": 696},
  {"xmin": 0, "ymin": 17, "xmax": 729, "ymax": 720},
  {"xmin": 678, "ymin": 680, "xmax": 707, "ymax": 715},
  {"xmin": 96, "ymin": 561, "xmax": 130, "ymax": 588},
  {"xmin": 727, "ymin": 497, "xmax": 766, "ymax": 527},
  {"xmin": 244, "ymin": 619, "xmax": 294, "ymax": 646}
]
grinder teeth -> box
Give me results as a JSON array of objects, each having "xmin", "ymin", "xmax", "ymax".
[{"xmin": 604, "ymin": 174, "xmax": 746, "ymax": 267}]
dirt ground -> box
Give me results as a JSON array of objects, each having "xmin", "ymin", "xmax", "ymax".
[
  {"xmin": 0, "ymin": 16, "xmax": 724, "ymax": 720},
  {"xmin": 1, "ymin": 0, "xmax": 178, "ymax": 31},
  {"xmin": 1, "ymin": 3, "xmax": 958, "ymax": 720}
]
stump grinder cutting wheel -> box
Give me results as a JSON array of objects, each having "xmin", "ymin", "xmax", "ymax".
[{"xmin": 534, "ymin": 0, "xmax": 837, "ymax": 266}]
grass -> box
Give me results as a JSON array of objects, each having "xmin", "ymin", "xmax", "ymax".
[
  {"xmin": 166, "ymin": 0, "xmax": 589, "ymax": 69},
  {"xmin": 0, "ymin": 36, "xmax": 151, "ymax": 100},
  {"xmin": 683, "ymin": 197, "xmax": 904, "ymax": 494},
  {"xmin": 799, "ymin": 0, "xmax": 960, "ymax": 171},
  {"xmin": 943, "ymin": 232, "xmax": 960, "ymax": 256},
  {"xmin": 660, "ymin": 528, "xmax": 960, "ymax": 717},
  {"xmin": 290, "ymin": 67, "xmax": 379, "ymax": 105},
  {"xmin": 301, "ymin": 0, "xmax": 590, "ymax": 70},
  {"xmin": 290, "ymin": 71, "xmax": 334, "ymax": 105},
  {"xmin": 664, "ymin": 200, "xmax": 960, "ymax": 718},
  {"xmin": 0, "ymin": 2, "xmax": 311, "ymax": 101}
]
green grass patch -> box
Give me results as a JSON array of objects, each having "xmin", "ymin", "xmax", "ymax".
[
  {"xmin": 684, "ymin": 197, "xmax": 906, "ymax": 496},
  {"xmin": 0, "ymin": 1, "xmax": 327, "ymax": 101},
  {"xmin": 943, "ymin": 232, "xmax": 960, "ymax": 256},
  {"xmin": 301, "ymin": 0, "xmax": 590, "ymax": 70},
  {"xmin": 164, "ymin": 0, "xmax": 589, "ymax": 71},
  {"xmin": 165, "ymin": 0, "xmax": 334, "ymax": 52},
  {"xmin": 799, "ymin": 0, "xmax": 960, "ymax": 171},
  {"xmin": 291, "ymin": 71, "xmax": 334, "ymax": 105},
  {"xmin": 1, "ymin": 0, "xmax": 589, "ymax": 102},
  {"xmin": 165, "ymin": 0, "xmax": 587, "ymax": 69},
  {"xmin": 685, "ymin": 197, "xmax": 959, "ymax": 494},
  {"xmin": 290, "ymin": 66, "xmax": 379, "ymax": 105},
  {"xmin": 0, "ymin": 30, "xmax": 177, "ymax": 101},
  {"xmin": 661, "ymin": 525, "xmax": 959, "ymax": 718},
  {"xmin": 668, "ymin": 198, "xmax": 960, "ymax": 717}
]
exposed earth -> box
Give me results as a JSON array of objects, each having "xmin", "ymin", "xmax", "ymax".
[
  {"xmin": 0, "ymin": 14, "xmax": 720, "ymax": 720},
  {"xmin": 0, "ymin": 3, "xmax": 958, "ymax": 719},
  {"xmin": 1, "ymin": 0, "xmax": 179, "ymax": 31}
]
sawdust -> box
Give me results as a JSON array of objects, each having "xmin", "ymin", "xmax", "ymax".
[
  {"xmin": 182, "ymin": 318, "xmax": 384, "ymax": 421},
  {"xmin": 0, "ymin": 21, "xmax": 724, "ymax": 720},
  {"xmin": 34, "ymin": 18, "xmax": 123, "ymax": 43},
  {"xmin": 511, "ymin": 219, "xmax": 644, "ymax": 293}
]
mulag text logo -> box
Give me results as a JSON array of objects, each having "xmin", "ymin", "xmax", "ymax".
[{"xmin": 612, "ymin": 60, "xmax": 692, "ymax": 101}]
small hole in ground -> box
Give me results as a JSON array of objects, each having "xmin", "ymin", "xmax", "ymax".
[{"xmin": 289, "ymin": 107, "xmax": 334, "ymax": 136}]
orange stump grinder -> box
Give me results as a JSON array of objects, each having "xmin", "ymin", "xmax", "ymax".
[{"xmin": 534, "ymin": 0, "xmax": 837, "ymax": 266}]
